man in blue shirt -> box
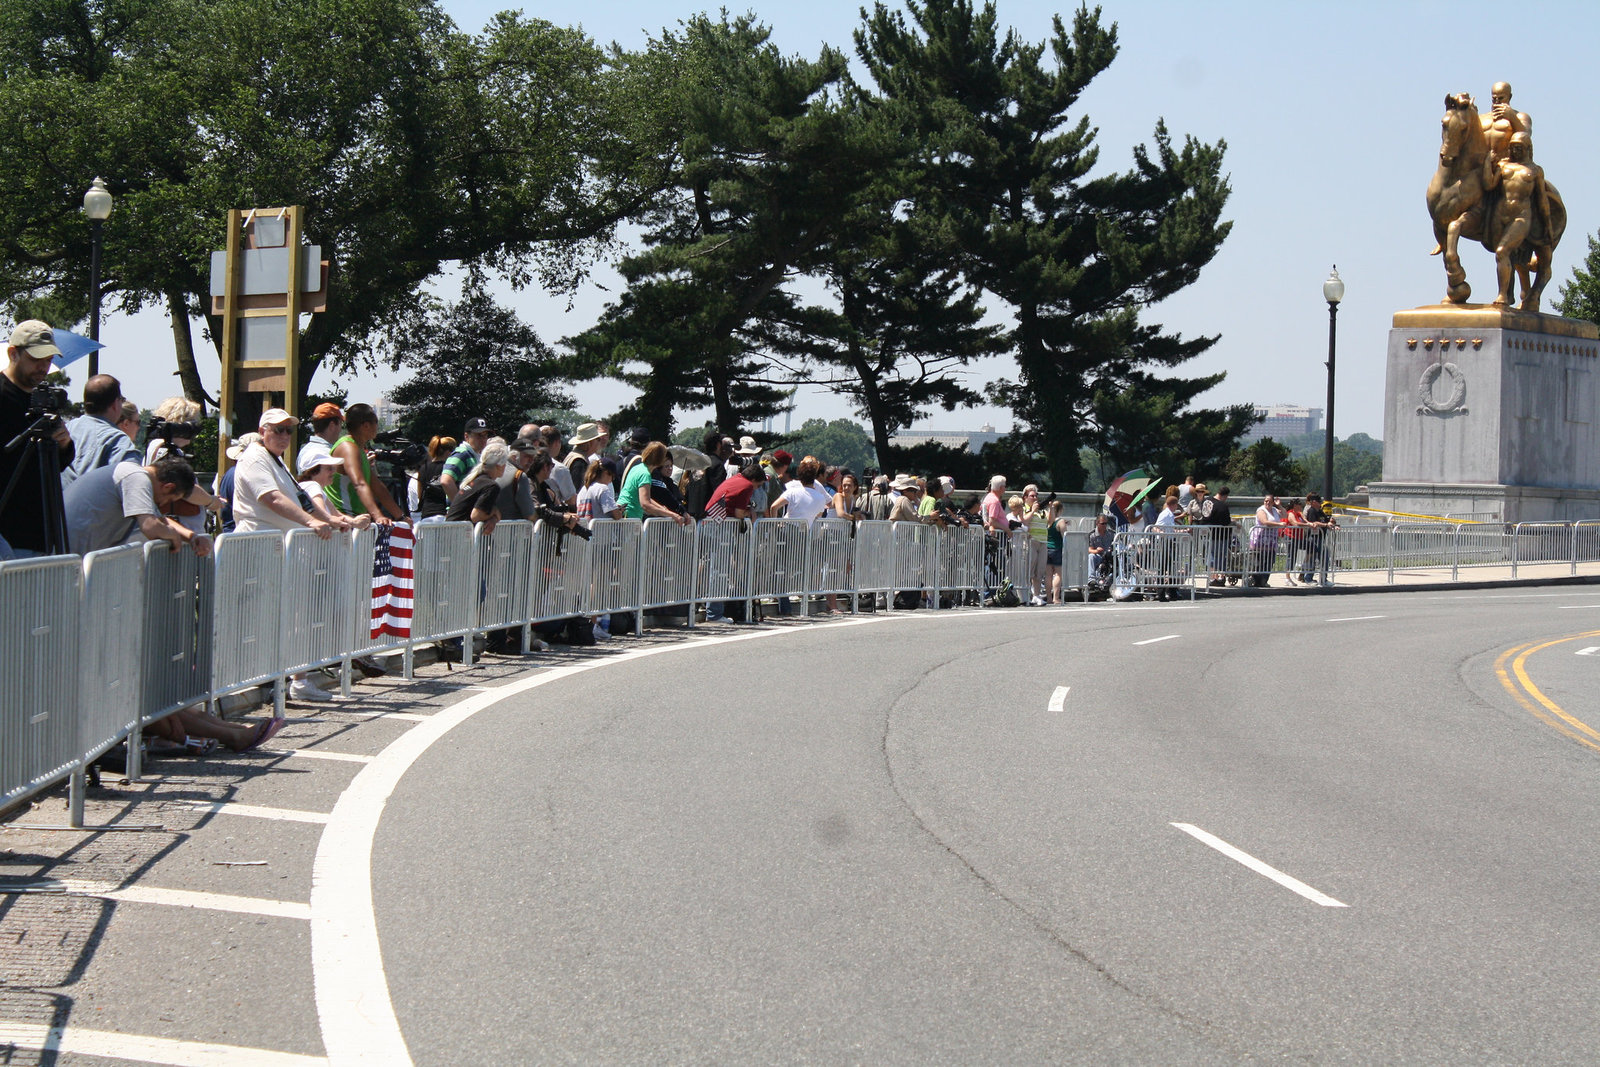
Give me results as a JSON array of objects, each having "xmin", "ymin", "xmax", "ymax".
[{"xmin": 62, "ymin": 374, "xmax": 140, "ymax": 487}]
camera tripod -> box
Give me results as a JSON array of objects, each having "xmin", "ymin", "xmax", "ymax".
[{"xmin": 0, "ymin": 415, "xmax": 72, "ymax": 557}]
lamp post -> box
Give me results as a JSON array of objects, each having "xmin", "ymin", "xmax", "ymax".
[
  {"xmin": 1322, "ymin": 266, "xmax": 1344, "ymax": 506},
  {"xmin": 82, "ymin": 177, "xmax": 113, "ymax": 377}
]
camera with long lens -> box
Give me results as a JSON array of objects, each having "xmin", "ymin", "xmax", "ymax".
[
  {"xmin": 27, "ymin": 384, "xmax": 69, "ymax": 421},
  {"xmin": 148, "ymin": 419, "xmax": 199, "ymax": 459},
  {"xmin": 368, "ymin": 429, "xmax": 426, "ymax": 472}
]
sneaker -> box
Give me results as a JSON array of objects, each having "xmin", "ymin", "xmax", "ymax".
[
  {"xmin": 1029, "ymin": 595, "xmax": 1046, "ymax": 606},
  {"xmin": 290, "ymin": 678, "xmax": 333, "ymax": 703}
]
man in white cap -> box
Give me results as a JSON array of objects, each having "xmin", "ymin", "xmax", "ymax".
[
  {"xmin": 0, "ymin": 320, "xmax": 72, "ymax": 557},
  {"xmin": 231, "ymin": 408, "xmax": 333, "ymax": 540}
]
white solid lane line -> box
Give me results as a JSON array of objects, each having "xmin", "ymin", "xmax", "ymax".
[
  {"xmin": 1327, "ymin": 615, "xmax": 1386, "ymax": 622},
  {"xmin": 1171, "ymin": 823, "xmax": 1348, "ymax": 908},
  {"xmin": 1133, "ymin": 635, "xmax": 1181, "ymax": 646},
  {"xmin": 0, "ymin": 1020, "xmax": 326, "ymax": 1067},
  {"xmin": 1047, "ymin": 686, "xmax": 1070, "ymax": 712},
  {"xmin": 177, "ymin": 801, "xmax": 329, "ymax": 825}
]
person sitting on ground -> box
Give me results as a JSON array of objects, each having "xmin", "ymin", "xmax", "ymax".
[
  {"xmin": 144, "ymin": 705, "xmax": 285, "ymax": 756},
  {"xmin": 64, "ymin": 453, "xmax": 211, "ymax": 557},
  {"xmin": 62, "ymin": 373, "xmax": 140, "ymax": 487},
  {"xmin": 576, "ymin": 457, "xmax": 623, "ymax": 526},
  {"xmin": 445, "ymin": 439, "xmax": 509, "ymax": 533},
  {"xmin": 297, "ymin": 453, "xmax": 373, "ymax": 532},
  {"xmin": 1087, "ymin": 514, "xmax": 1115, "ymax": 584}
]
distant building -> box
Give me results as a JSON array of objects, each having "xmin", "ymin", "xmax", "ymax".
[
  {"xmin": 889, "ymin": 423, "xmax": 1003, "ymax": 454},
  {"xmin": 372, "ymin": 397, "xmax": 402, "ymax": 430},
  {"xmin": 1241, "ymin": 404, "xmax": 1322, "ymax": 443}
]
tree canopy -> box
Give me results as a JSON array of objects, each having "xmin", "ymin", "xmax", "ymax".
[{"xmin": 0, "ymin": 0, "xmax": 1248, "ymax": 480}]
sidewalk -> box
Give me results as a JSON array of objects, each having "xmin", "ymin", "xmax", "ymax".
[{"xmin": 1207, "ymin": 560, "xmax": 1600, "ymax": 595}]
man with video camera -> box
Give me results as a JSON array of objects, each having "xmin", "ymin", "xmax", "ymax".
[{"xmin": 0, "ymin": 321, "xmax": 74, "ymax": 558}]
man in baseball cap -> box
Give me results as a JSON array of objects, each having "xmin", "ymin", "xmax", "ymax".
[
  {"xmin": 0, "ymin": 320, "xmax": 73, "ymax": 557},
  {"xmin": 441, "ymin": 417, "xmax": 489, "ymax": 503}
]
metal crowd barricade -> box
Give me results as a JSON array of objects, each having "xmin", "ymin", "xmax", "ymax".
[
  {"xmin": 853, "ymin": 520, "xmax": 895, "ymax": 598},
  {"xmin": 74, "ymin": 545, "xmax": 145, "ymax": 821},
  {"xmin": 1112, "ymin": 528, "xmax": 1196, "ymax": 600},
  {"xmin": 1454, "ymin": 522, "xmax": 1512, "ymax": 579},
  {"xmin": 1388, "ymin": 523, "xmax": 1455, "ymax": 582},
  {"xmin": 411, "ymin": 521, "xmax": 477, "ymax": 663},
  {"xmin": 1512, "ymin": 522, "xmax": 1572, "ymax": 579},
  {"xmin": 0, "ymin": 557, "xmax": 84, "ymax": 815},
  {"xmin": 639, "ymin": 517, "xmax": 698, "ymax": 622},
  {"xmin": 139, "ymin": 539, "xmax": 213, "ymax": 749},
  {"xmin": 584, "ymin": 519, "xmax": 639, "ymax": 618},
  {"xmin": 695, "ymin": 518, "xmax": 757, "ymax": 616},
  {"xmin": 530, "ymin": 519, "xmax": 592, "ymax": 628},
  {"xmin": 475, "ymin": 520, "xmax": 534, "ymax": 637},
  {"xmin": 891, "ymin": 521, "xmax": 937, "ymax": 605},
  {"xmin": 752, "ymin": 518, "xmax": 810, "ymax": 610},
  {"xmin": 1328, "ymin": 523, "xmax": 1391, "ymax": 582},
  {"xmin": 937, "ymin": 523, "xmax": 984, "ymax": 602},
  {"xmin": 807, "ymin": 518, "xmax": 857, "ymax": 603},
  {"xmin": 1059, "ymin": 531, "xmax": 1090, "ymax": 600},
  {"xmin": 1574, "ymin": 520, "xmax": 1600, "ymax": 574},
  {"xmin": 209, "ymin": 531, "xmax": 286, "ymax": 712},
  {"xmin": 344, "ymin": 526, "xmax": 410, "ymax": 673},
  {"xmin": 281, "ymin": 528, "xmax": 363, "ymax": 697}
]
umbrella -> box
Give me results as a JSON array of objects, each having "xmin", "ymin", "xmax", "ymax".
[
  {"xmin": 668, "ymin": 444, "xmax": 717, "ymax": 473},
  {"xmin": 49, "ymin": 328, "xmax": 104, "ymax": 367},
  {"xmin": 1103, "ymin": 468, "xmax": 1157, "ymax": 515}
]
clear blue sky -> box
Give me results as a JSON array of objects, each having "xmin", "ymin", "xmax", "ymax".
[{"xmin": 106, "ymin": 0, "xmax": 1600, "ymax": 443}]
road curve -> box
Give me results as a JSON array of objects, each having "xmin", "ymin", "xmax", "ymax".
[{"xmin": 364, "ymin": 592, "xmax": 1600, "ymax": 1063}]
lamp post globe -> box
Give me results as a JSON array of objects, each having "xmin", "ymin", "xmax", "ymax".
[{"xmin": 83, "ymin": 177, "xmax": 113, "ymax": 376}]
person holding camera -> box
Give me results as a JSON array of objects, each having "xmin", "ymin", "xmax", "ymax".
[
  {"xmin": 62, "ymin": 374, "xmax": 139, "ymax": 487},
  {"xmin": 0, "ymin": 321, "xmax": 73, "ymax": 558},
  {"xmin": 326, "ymin": 402, "xmax": 406, "ymax": 525}
]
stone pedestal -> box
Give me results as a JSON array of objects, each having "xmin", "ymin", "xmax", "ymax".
[{"xmin": 1369, "ymin": 305, "xmax": 1600, "ymax": 522}]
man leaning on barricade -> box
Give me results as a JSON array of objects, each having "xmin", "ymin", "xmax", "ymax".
[{"xmin": 64, "ymin": 452, "xmax": 211, "ymax": 558}]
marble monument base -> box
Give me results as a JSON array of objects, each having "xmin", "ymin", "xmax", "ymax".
[{"xmin": 1379, "ymin": 305, "xmax": 1600, "ymax": 522}]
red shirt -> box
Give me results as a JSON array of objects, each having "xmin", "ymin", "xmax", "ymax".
[{"xmin": 706, "ymin": 472, "xmax": 757, "ymax": 519}]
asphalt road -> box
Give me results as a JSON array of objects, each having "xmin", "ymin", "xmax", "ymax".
[{"xmin": 365, "ymin": 590, "xmax": 1600, "ymax": 1064}]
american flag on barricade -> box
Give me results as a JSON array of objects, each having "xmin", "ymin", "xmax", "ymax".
[{"xmin": 372, "ymin": 523, "xmax": 415, "ymax": 638}]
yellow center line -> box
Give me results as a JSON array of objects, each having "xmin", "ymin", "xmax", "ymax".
[{"xmin": 1495, "ymin": 630, "xmax": 1600, "ymax": 751}]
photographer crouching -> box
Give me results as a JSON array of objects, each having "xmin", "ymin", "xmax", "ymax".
[{"xmin": 0, "ymin": 321, "xmax": 73, "ymax": 559}]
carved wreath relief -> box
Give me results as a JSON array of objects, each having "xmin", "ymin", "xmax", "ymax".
[{"xmin": 1418, "ymin": 361, "xmax": 1468, "ymax": 414}]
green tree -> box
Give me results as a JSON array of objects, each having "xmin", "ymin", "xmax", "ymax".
[
  {"xmin": 568, "ymin": 13, "xmax": 898, "ymax": 436},
  {"xmin": 1225, "ymin": 438, "xmax": 1308, "ymax": 496},
  {"xmin": 856, "ymin": 1, "xmax": 1235, "ymax": 491},
  {"xmin": 1556, "ymin": 232, "xmax": 1600, "ymax": 324},
  {"xmin": 0, "ymin": 0, "xmax": 655, "ymax": 414},
  {"xmin": 777, "ymin": 418, "xmax": 877, "ymax": 476},
  {"xmin": 387, "ymin": 287, "xmax": 571, "ymax": 441},
  {"xmin": 1087, "ymin": 370, "xmax": 1255, "ymax": 487}
]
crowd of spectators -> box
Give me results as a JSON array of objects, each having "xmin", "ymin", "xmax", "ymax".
[{"xmin": 2, "ymin": 316, "xmax": 1344, "ymax": 749}]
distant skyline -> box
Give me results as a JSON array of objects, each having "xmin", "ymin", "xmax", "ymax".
[{"xmin": 88, "ymin": 0, "xmax": 1600, "ymax": 443}]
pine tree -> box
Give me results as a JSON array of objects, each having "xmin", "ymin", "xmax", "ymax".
[{"xmin": 856, "ymin": 1, "xmax": 1236, "ymax": 491}]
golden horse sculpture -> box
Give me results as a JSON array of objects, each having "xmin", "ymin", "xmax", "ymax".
[{"xmin": 1426, "ymin": 88, "xmax": 1565, "ymax": 311}]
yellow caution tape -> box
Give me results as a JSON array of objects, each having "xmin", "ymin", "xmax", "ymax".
[{"xmin": 1329, "ymin": 503, "xmax": 1492, "ymax": 524}]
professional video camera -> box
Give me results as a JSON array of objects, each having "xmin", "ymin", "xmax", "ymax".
[
  {"xmin": 26, "ymin": 383, "xmax": 69, "ymax": 422},
  {"xmin": 368, "ymin": 429, "xmax": 426, "ymax": 472}
]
